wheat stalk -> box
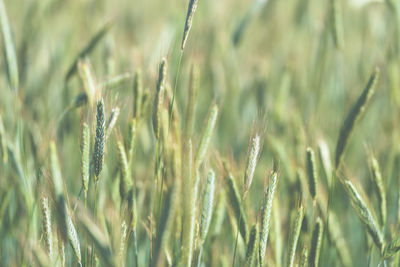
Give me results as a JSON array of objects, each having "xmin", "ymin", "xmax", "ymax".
[
  {"xmin": 94, "ymin": 99, "xmax": 106, "ymax": 181},
  {"xmin": 81, "ymin": 123, "xmax": 90, "ymax": 198},
  {"xmin": 309, "ymin": 217, "xmax": 323, "ymax": 267},
  {"xmin": 119, "ymin": 220, "xmax": 127, "ymax": 261},
  {"xmin": 200, "ymin": 169, "xmax": 215, "ymax": 244},
  {"xmin": 77, "ymin": 59, "xmax": 96, "ymax": 106},
  {"xmin": 181, "ymin": 140, "xmax": 196, "ymax": 267},
  {"xmin": 306, "ymin": 147, "xmax": 318, "ymax": 200},
  {"xmin": 152, "ymin": 58, "xmax": 167, "ymax": 140},
  {"xmin": 127, "ymin": 118, "xmax": 137, "ymax": 167},
  {"xmin": 106, "ymin": 107, "xmax": 120, "ymax": 140},
  {"xmin": 40, "ymin": 196, "xmax": 52, "ymax": 258},
  {"xmin": 286, "ymin": 204, "xmax": 304, "ymax": 267},
  {"xmin": 195, "ymin": 103, "xmax": 218, "ymax": 168},
  {"xmin": 317, "ymin": 139, "xmax": 332, "ymax": 185},
  {"xmin": 66, "ymin": 208, "xmax": 81, "ymax": 265},
  {"xmin": 335, "ymin": 68, "xmax": 379, "ymax": 169},
  {"xmin": 117, "ymin": 140, "xmax": 132, "ymax": 200},
  {"xmin": 368, "ymin": 151, "xmax": 386, "ymax": 227},
  {"xmin": 244, "ymin": 224, "xmax": 259, "ymax": 267},
  {"xmin": 343, "ymin": 180, "xmax": 384, "ymax": 253},
  {"xmin": 243, "ymin": 133, "xmax": 261, "ymax": 198},
  {"xmin": 384, "ymin": 234, "xmax": 400, "ymax": 259},
  {"xmin": 259, "ymin": 171, "xmax": 278, "ymax": 266},
  {"xmin": 181, "ymin": 0, "xmax": 199, "ymax": 50},
  {"xmin": 57, "ymin": 230, "xmax": 66, "ymax": 267}
]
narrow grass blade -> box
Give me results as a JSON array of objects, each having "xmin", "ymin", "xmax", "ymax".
[
  {"xmin": 133, "ymin": 69, "xmax": 143, "ymax": 119},
  {"xmin": 65, "ymin": 22, "xmax": 113, "ymax": 81},
  {"xmin": 0, "ymin": 114, "xmax": 7, "ymax": 163},
  {"xmin": 223, "ymin": 161, "xmax": 248, "ymax": 241},
  {"xmin": 0, "ymin": 0, "xmax": 18, "ymax": 91},
  {"xmin": 232, "ymin": 0, "xmax": 268, "ymax": 45}
]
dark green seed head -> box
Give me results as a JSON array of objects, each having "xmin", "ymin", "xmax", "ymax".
[
  {"xmin": 94, "ymin": 99, "xmax": 105, "ymax": 181},
  {"xmin": 306, "ymin": 147, "xmax": 318, "ymax": 200}
]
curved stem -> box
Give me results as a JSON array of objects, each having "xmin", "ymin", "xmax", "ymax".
[{"xmin": 168, "ymin": 50, "xmax": 183, "ymax": 131}]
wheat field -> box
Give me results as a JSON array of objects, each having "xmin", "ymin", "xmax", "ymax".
[{"xmin": 1, "ymin": 0, "xmax": 400, "ymax": 266}]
